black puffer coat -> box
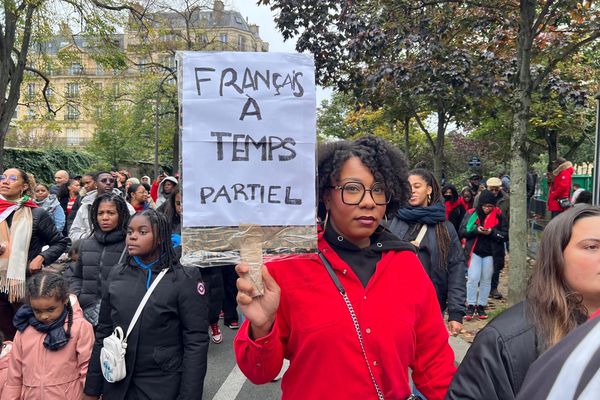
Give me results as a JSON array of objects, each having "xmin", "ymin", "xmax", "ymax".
[
  {"xmin": 6, "ymin": 206, "xmax": 70, "ymax": 265},
  {"xmin": 84, "ymin": 259, "xmax": 209, "ymax": 400},
  {"xmin": 68, "ymin": 229, "xmax": 126, "ymax": 325}
]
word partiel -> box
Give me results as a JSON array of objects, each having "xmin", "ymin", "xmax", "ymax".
[
  {"xmin": 211, "ymin": 132, "xmax": 296, "ymax": 161},
  {"xmin": 200, "ymin": 184, "xmax": 302, "ymax": 205}
]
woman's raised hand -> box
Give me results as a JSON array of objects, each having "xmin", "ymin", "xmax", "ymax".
[{"xmin": 236, "ymin": 263, "xmax": 280, "ymax": 340}]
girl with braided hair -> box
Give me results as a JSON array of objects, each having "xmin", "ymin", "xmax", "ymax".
[
  {"xmin": 83, "ymin": 209, "xmax": 209, "ymax": 400},
  {"xmin": 2, "ymin": 271, "xmax": 94, "ymax": 399}
]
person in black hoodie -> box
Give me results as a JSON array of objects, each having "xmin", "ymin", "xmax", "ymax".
[
  {"xmin": 459, "ymin": 189, "xmax": 508, "ymax": 320},
  {"xmin": 389, "ymin": 169, "xmax": 466, "ymax": 337},
  {"xmin": 83, "ymin": 209, "xmax": 208, "ymax": 400},
  {"xmin": 68, "ymin": 193, "xmax": 130, "ymax": 327}
]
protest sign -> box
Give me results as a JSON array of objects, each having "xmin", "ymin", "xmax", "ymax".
[{"xmin": 177, "ymin": 51, "xmax": 317, "ymax": 266}]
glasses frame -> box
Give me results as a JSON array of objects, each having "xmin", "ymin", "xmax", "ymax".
[
  {"xmin": 0, "ymin": 175, "xmax": 18, "ymax": 183},
  {"xmin": 328, "ymin": 182, "xmax": 390, "ymax": 206}
]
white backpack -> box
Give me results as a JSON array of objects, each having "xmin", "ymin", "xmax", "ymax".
[{"xmin": 100, "ymin": 268, "xmax": 168, "ymax": 383}]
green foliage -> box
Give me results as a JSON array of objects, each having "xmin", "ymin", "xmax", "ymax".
[
  {"xmin": 86, "ymin": 75, "xmax": 176, "ymax": 168},
  {"xmin": 3, "ymin": 147, "xmax": 96, "ymax": 185}
]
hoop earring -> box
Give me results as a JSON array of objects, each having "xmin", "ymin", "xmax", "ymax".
[
  {"xmin": 427, "ymin": 193, "xmax": 431, "ymax": 205},
  {"xmin": 384, "ymin": 214, "xmax": 388, "ymax": 224},
  {"xmin": 323, "ymin": 210, "xmax": 329, "ymax": 231}
]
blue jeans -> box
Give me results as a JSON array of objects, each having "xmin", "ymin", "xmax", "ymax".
[{"xmin": 467, "ymin": 254, "xmax": 493, "ymax": 306}]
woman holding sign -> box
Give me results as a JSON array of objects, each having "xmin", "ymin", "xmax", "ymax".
[{"xmin": 234, "ymin": 136, "xmax": 456, "ymax": 400}]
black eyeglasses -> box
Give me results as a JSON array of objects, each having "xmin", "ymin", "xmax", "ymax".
[
  {"xmin": 328, "ymin": 182, "xmax": 390, "ymax": 205},
  {"xmin": 99, "ymin": 178, "xmax": 115, "ymax": 184}
]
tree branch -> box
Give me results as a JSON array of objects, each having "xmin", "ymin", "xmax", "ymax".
[
  {"xmin": 532, "ymin": 31, "xmax": 600, "ymax": 90},
  {"xmin": 24, "ymin": 66, "xmax": 57, "ymax": 115},
  {"xmin": 414, "ymin": 114, "xmax": 436, "ymax": 150},
  {"xmin": 564, "ymin": 132, "xmax": 591, "ymax": 160},
  {"xmin": 532, "ymin": 0, "xmax": 556, "ymax": 36}
]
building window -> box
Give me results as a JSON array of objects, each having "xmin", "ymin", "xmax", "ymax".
[
  {"xmin": 219, "ymin": 33, "xmax": 228, "ymax": 44},
  {"xmin": 70, "ymin": 62, "xmax": 84, "ymax": 75},
  {"xmin": 66, "ymin": 128, "xmax": 81, "ymax": 146},
  {"xmin": 26, "ymin": 83, "xmax": 36, "ymax": 100},
  {"xmin": 65, "ymin": 105, "xmax": 80, "ymax": 120},
  {"xmin": 44, "ymin": 86, "xmax": 53, "ymax": 99},
  {"xmin": 66, "ymin": 83, "xmax": 79, "ymax": 98},
  {"xmin": 26, "ymin": 107, "xmax": 36, "ymax": 121},
  {"xmin": 237, "ymin": 35, "xmax": 246, "ymax": 51},
  {"xmin": 163, "ymin": 56, "xmax": 176, "ymax": 69},
  {"xmin": 198, "ymin": 34, "xmax": 208, "ymax": 44},
  {"xmin": 96, "ymin": 64, "xmax": 104, "ymax": 75}
]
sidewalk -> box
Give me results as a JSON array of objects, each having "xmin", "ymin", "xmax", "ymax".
[{"xmin": 449, "ymin": 335, "xmax": 470, "ymax": 365}]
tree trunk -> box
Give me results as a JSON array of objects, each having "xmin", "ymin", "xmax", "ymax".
[
  {"xmin": 433, "ymin": 110, "xmax": 446, "ymax": 182},
  {"xmin": 404, "ymin": 117, "xmax": 410, "ymax": 163},
  {"xmin": 0, "ymin": 115, "xmax": 10, "ymax": 170},
  {"xmin": 508, "ymin": 0, "xmax": 536, "ymax": 305},
  {"xmin": 545, "ymin": 128, "xmax": 558, "ymax": 163}
]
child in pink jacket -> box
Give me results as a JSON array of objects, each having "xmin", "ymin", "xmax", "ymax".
[{"xmin": 1, "ymin": 272, "xmax": 94, "ymax": 400}]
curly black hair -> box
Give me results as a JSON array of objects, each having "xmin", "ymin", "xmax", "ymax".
[
  {"xmin": 317, "ymin": 135, "xmax": 410, "ymax": 219},
  {"xmin": 89, "ymin": 192, "xmax": 131, "ymax": 235}
]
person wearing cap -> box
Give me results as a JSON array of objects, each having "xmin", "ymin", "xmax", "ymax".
[
  {"xmin": 468, "ymin": 174, "xmax": 481, "ymax": 196},
  {"xmin": 474, "ymin": 177, "xmax": 510, "ymax": 299},
  {"xmin": 459, "ymin": 189, "xmax": 508, "ymax": 320}
]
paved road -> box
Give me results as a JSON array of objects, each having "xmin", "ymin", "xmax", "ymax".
[
  {"xmin": 203, "ymin": 322, "xmax": 471, "ymax": 399},
  {"xmin": 204, "ymin": 322, "xmax": 286, "ymax": 400}
]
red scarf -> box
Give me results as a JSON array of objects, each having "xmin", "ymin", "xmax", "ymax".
[
  {"xmin": 465, "ymin": 207, "xmax": 502, "ymax": 266},
  {"xmin": 445, "ymin": 198, "xmax": 466, "ymax": 219},
  {"xmin": 0, "ymin": 198, "xmax": 37, "ymax": 216}
]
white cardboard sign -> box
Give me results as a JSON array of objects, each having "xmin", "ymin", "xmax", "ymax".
[{"xmin": 178, "ymin": 52, "xmax": 316, "ymax": 228}]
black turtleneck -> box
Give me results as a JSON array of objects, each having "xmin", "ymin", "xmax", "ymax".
[{"xmin": 323, "ymin": 225, "xmax": 414, "ymax": 287}]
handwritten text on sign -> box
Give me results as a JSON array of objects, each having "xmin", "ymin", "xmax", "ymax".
[{"xmin": 178, "ymin": 52, "xmax": 316, "ymax": 227}]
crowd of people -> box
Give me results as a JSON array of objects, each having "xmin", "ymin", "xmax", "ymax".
[{"xmin": 0, "ymin": 137, "xmax": 598, "ymax": 399}]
